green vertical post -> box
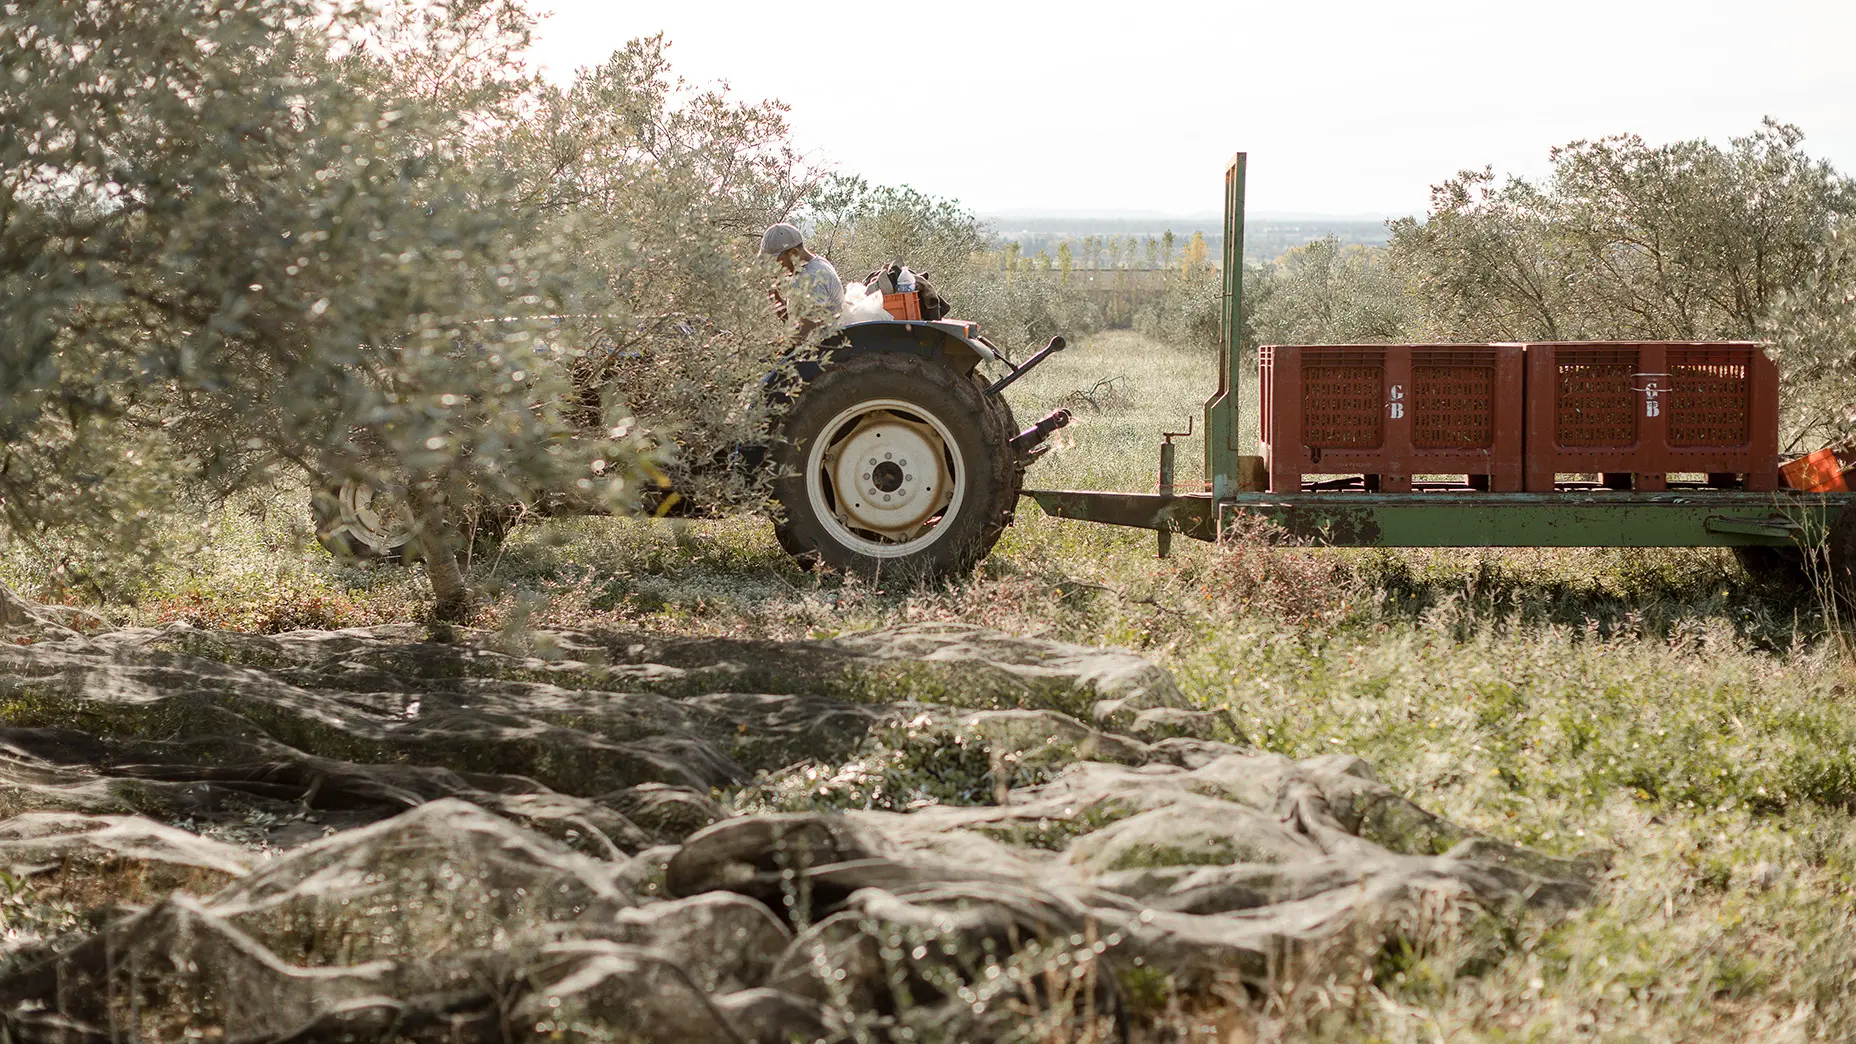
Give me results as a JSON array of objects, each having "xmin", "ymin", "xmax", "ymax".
[{"xmin": 1203, "ymin": 153, "xmax": 1246, "ymax": 497}]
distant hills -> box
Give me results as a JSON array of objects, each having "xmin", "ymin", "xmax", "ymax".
[
  {"xmin": 979, "ymin": 211, "xmax": 1395, "ymax": 263},
  {"xmin": 983, "ymin": 210, "xmax": 1397, "ymax": 225},
  {"xmin": 980, "ymin": 212, "xmax": 1400, "ymax": 265}
]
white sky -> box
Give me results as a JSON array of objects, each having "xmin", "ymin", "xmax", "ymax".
[{"xmin": 527, "ymin": 0, "xmax": 1856, "ymax": 220}]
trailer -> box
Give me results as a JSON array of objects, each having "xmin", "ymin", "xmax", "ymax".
[{"xmin": 1020, "ymin": 153, "xmax": 1856, "ymax": 591}]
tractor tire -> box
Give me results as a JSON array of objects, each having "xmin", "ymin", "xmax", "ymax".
[
  {"xmin": 976, "ymin": 369, "xmax": 1022, "ymax": 483},
  {"xmin": 771, "ymin": 353, "xmax": 1019, "ymax": 581},
  {"xmin": 312, "ymin": 480, "xmax": 513, "ymax": 565}
]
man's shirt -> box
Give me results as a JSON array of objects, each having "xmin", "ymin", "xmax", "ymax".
[{"xmin": 787, "ymin": 254, "xmax": 844, "ymax": 323}]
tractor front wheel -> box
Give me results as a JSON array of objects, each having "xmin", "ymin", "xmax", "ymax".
[
  {"xmin": 313, "ymin": 479, "xmax": 418, "ymax": 562},
  {"xmin": 312, "ymin": 480, "xmax": 512, "ymax": 565},
  {"xmin": 772, "ymin": 353, "xmax": 1017, "ymax": 581}
]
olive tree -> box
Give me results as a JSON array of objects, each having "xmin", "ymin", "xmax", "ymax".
[
  {"xmin": 491, "ymin": 35, "xmax": 807, "ymax": 507},
  {"xmin": 1250, "ymin": 237, "xmax": 1414, "ymax": 345},
  {"xmin": 1387, "ymin": 168, "xmax": 1580, "ymax": 340},
  {"xmin": 1390, "ymin": 120, "xmax": 1854, "ymax": 343},
  {"xmin": 1389, "ymin": 121, "xmax": 1855, "ymax": 444},
  {"xmin": 807, "ymin": 177, "xmax": 1105, "ymax": 352},
  {"xmin": 1768, "ymin": 230, "xmax": 1856, "ymax": 449},
  {"xmin": 0, "ymin": 0, "xmax": 647, "ymax": 620},
  {"xmin": 810, "ymin": 178, "xmax": 991, "ymax": 284}
]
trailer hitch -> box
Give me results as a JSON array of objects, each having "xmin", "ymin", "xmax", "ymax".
[
  {"xmin": 1010, "ymin": 408, "xmax": 1072, "ymax": 466},
  {"xmin": 987, "ymin": 335, "xmax": 1067, "ymax": 396}
]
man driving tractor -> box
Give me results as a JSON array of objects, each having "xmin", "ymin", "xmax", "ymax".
[{"xmin": 761, "ymin": 221, "xmax": 843, "ymax": 342}]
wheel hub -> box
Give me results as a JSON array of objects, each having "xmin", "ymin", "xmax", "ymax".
[
  {"xmin": 871, "ymin": 460, "xmax": 905, "ymax": 492},
  {"xmin": 819, "ymin": 408, "xmax": 955, "ymax": 541},
  {"xmin": 340, "ymin": 481, "xmax": 414, "ymax": 553}
]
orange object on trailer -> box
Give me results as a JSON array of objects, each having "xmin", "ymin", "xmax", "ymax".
[
  {"xmin": 1781, "ymin": 446, "xmax": 1856, "ymax": 492},
  {"xmin": 882, "ymin": 292, "xmax": 923, "ymax": 321}
]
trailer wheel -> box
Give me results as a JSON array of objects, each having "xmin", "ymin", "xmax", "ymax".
[
  {"xmin": 772, "ymin": 353, "xmax": 1017, "ymax": 580},
  {"xmin": 1732, "ymin": 545, "xmax": 1808, "ymax": 591},
  {"xmin": 1825, "ymin": 507, "xmax": 1856, "ymax": 610}
]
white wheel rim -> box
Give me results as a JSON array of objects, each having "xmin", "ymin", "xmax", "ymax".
[
  {"xmin": 805, "ymin": 397, "xmax": 965, "ymax": 559},
  {"xmin": 339, "ymin": 480, "xmax": 415, "ymax": 553}
]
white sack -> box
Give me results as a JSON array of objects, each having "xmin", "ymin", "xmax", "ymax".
[{"xmin": 839, "ymin": 282, "xmax": 892, "ymax": 325}]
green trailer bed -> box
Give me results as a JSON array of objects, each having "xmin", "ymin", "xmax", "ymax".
[{"xmin": 1023, "ymin": 489, "xmax": 1844, "ymax": 548}]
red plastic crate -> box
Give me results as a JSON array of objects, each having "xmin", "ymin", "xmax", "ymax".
[
  {"xmin": 1260, "ymin": 344, "xmax": 1524, "ymax": 493},
  {"xmin": 1521, "ymin": 342, "xmax": 1778, "ymax": 491},
  {"xmin": 1781, "ymin": 446, "xmax": 1856, "ymax": 492},
  {"xmin": 881, "ymin": 291, "xmax": 922, "ymax": 321}
]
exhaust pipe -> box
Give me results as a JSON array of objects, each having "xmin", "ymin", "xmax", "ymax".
[{"xmin": 1010, "ymin": 407, "xmax": 1072, "ymax": 464}]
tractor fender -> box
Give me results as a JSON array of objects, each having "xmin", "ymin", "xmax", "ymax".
[{"xmin": 792, "ymin": 319, "xmax": 1004, "ymax": 383}]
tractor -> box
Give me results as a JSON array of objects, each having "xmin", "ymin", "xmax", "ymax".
[{"xmin": 312, "ymin": 312, "xmax": 1076, "ymax": 577}]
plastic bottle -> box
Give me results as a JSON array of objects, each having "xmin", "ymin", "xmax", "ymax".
[{"xmin": 896, "ymin": 266, "xmax": 916, "ymax": 293}]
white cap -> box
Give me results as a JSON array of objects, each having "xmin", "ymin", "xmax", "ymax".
[{"xmin": 760, "ymin": 222, "xmax": 803, "ymax": 256}]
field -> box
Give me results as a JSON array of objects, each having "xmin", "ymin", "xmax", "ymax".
[{"xmin": 5, "ymin": 331, "xmax": 1855, "ymax": 1041}]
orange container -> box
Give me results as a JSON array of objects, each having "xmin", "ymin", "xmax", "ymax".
[
  {"xmin": 882, "ymin": 291, "xmax": 922, "ymax": 321},
  {"xmin": 1780, "ymin": 446, "xmax": 1856, "ymax": 491}
]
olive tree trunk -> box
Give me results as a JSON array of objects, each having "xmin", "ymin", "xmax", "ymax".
[{"xmin": 406, "ymin": 487, "xmax": 476, "ymax": 624}]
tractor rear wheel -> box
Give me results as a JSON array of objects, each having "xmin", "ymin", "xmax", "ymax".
[{"xmin": 771, "ymin": 353, "xmax": 1017, "ymax": 580}]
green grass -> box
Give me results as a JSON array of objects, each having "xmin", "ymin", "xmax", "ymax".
[
  {"xmin": 3, "ymin": 331, "xmax": 1855, "ymax": 1039},
  {"xmin": 1000, "ymin": 328, "xmax": 1230, "ymax": 493}
]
